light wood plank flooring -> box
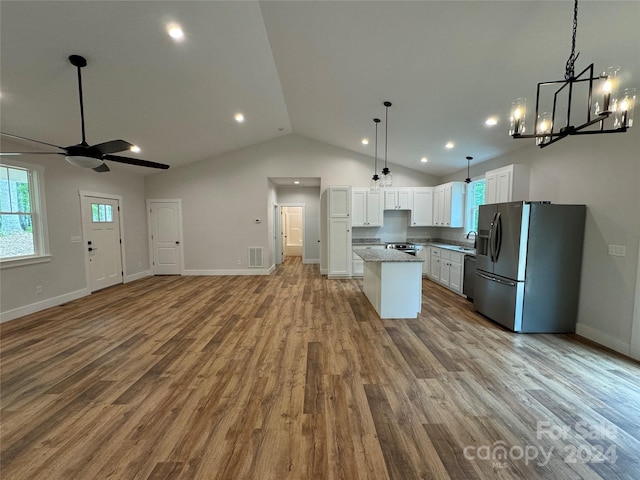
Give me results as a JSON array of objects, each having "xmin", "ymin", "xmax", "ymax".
[{"xmin": 1, "ymin": 257, "xmax": 639, "ymax": 479}]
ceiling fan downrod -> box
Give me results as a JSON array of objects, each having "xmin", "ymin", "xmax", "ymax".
[{"xmin": 69, "ymin": 55, "xmax": 88, "ymax": 145}]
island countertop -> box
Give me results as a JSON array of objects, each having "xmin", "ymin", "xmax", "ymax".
[{"xmin": 353, "ymin": 248, "xmax": 424, "ymax": 263}]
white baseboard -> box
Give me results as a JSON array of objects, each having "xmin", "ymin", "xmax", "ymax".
[
  {"xmin": 0, "ymin": 287, "xmax": 91, "ymax": 324},
  {"xmin": 124, "ymin": 270, "xmax": 152, "ymax": 283},
  {"xmin": 303, "ymin": 258, "xmax": 320, "ymax": 265},
  {"xmin": 320, "ymin": 268, "xmax": 327, "ymax": 275},
  {"xmin": 575, "ymin": 322, "xmax": 631, "ymax": 356},
  {"xmin": 183, "ymin": 265, "xmax": 276, "ymax": 276}
]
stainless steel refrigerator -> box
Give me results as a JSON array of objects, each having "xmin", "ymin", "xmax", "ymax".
[{"xmin": 474, "ymin": 201, "xmax": 586, "ymax": 333}]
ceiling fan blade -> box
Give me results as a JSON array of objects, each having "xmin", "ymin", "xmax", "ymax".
[
  {"xmin": 92, "ymin": 139, "xmax": 133, "ymax": 155},
  {"xmin": 0, "ymin": 151, "xmax": 64, "ymax": 155},
  {"xmin": 0, "ymin": 132, "xmax": 64, "ymax": 150},
  {"xmin": 92, "ymin": 163, "xmax": 110, "ymax": 173},
  {"xmin": 103, "ymin": 154, "xmax": 170, "ymax": 170}
]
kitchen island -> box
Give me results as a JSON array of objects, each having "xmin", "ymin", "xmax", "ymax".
[{"xmin": 353, "ymin": 248, "xmax": 424, "ymax": 319}]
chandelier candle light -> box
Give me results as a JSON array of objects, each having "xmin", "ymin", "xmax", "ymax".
[
  {"xmin": 510, "ymin": 0, "xmax": 635, "ymax": 147},
  {"xmin": 370, "ymin": 118, "xmax": 381, "ymax": 191}
]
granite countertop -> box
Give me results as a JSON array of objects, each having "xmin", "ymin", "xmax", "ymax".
[
  {"xmin": 427, "ymin": 243, "xmax": 476, "ymax": 256},
  {"xmin": 353, "ymin": 248, "xmax": 424, "ymax": 263}
]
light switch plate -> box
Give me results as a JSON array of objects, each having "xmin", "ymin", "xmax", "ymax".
[
  {"xmin": 70, "ymin": 236, "xmax": 82, "ymax": 244},
  {"xmin": 608, "ymin": 245, "xmax": 626, "ymax": 257}
]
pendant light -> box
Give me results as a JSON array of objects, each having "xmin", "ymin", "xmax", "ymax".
[
  {"xmin": 464, "ymin": 156, "xmax": 473, "ymax": 184},
  {"xmin": 381, "ymin": 101, "xmax": 392, "ymax": 187},
  {"xmin": 370, "ymin": 118, "xmax": 381, "ymax": 191}
]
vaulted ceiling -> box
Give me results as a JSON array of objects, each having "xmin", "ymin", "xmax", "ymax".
[{"xmin": 1, "ymin": 1, "xmax": 638, "ymax": 176}]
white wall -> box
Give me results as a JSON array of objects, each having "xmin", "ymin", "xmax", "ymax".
[
  {"xmin": 0, "ymin": 140, "xmax": 150, "ymax": 321},
  {"xmin": 144, "ymin": 133, "xmax": 437, "ymax": 272},
  {"xmin": 442, "ymin": 129, "xmax": 640, "ymax": 356}
]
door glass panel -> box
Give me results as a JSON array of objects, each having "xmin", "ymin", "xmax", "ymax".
[{"xmin": 91, "ymin": 203, "xmax": 115, "ymax": 223}]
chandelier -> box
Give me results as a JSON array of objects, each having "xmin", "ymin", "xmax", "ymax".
[{"xmin": 510, "ymin": 0, "xmax": 635, "ymax": 148}]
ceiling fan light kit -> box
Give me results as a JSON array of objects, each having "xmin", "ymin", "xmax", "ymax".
[
  {"xmin": 510, "ymin": 0, "xmax": 635, "ymax": 148},
  {"xmin": 0, "ymin": 54, "xmax": 170, "ymax": 172}
]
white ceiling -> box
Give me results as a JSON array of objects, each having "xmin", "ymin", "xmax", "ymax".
[{"xmin": 1, "ymin": 1, "xmax": 638, "ymax": 177}]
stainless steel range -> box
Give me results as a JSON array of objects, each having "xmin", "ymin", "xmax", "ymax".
[{"xmin": 386, "ymin": 243, "xmax": 417, "ymax": 256}]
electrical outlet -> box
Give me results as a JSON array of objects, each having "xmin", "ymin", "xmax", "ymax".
[
  {"xmin": 35, "ymin": 286, "xmax": 43, "ymax": 294},
  {"xmin": 608, "ymin": 245, "xmax": 626, "ymax": 257},
  {"xmin": 237, "ymin": 259, "xmax": 242, "ymax": 265}
]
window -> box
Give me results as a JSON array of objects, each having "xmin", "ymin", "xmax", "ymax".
[
  {"xmin": 465, "ymin": 178, "xmax": 486, "ymax": 233},
  {"xmin": 91, "ymin": 203, "xmax": 114, "ymax": 223},
  {"xmin": 0, "ymin": 161, "xmax": 49, "ymax": 265}
]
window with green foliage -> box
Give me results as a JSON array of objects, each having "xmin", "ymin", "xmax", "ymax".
[
  {"xmin": 465, "ymin": 178, "xmax": 486, "ymax": 233},
  {"xmin": 0, "ymin": 162, "xmax": 48, "ymax": 262}
]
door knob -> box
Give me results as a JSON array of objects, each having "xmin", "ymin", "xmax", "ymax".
[{"xmin": 175, "ymin": 241, "xmax": 180, "ymax": 245}]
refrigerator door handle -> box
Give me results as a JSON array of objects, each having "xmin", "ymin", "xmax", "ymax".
[
  {"xmin": 494, "ymin": 212, "xmax": 502, "ymax": 262},
  {"xmin": 488, "ymin": 212, "xmax": 498, "ymax": 262},
  {"xmin": 476, "ymin": 271, "xmax": 517, "ymax": 287}
]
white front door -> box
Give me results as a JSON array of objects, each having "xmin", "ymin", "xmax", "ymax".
[
  {"xmin": 81, "ymin": 195, "xmax": 123, "ymax": 292},
  {"xmin": 148, "ymin": 200, "xmax": 183, "ymax": 275}
]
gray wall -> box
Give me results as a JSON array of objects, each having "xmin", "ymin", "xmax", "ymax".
[
  {"xmin": 441, "ymin": 129, "xmax": 640, "ymax": 355},
  {"xmin": 144, "ymin": 133, "xmax": 437, "ymax": 271},
  {"xmin": 0, "ymin": 139, "xmax": 150, "ymax": 320}
]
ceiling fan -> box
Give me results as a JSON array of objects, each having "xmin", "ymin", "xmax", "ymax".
[{"xmin": 0, "ymin": 54, "xmax": 169, "ymax": 172}]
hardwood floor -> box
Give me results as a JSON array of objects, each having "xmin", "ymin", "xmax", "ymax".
[{"xmin": 1, "ymin": 256, "xmax": 639, "ymax": 479}]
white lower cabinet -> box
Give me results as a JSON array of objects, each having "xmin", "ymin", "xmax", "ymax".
[
  {"xmin": 428, "ymin": 247, "xmax": 464, "ymax": 295},
  {"xmin": 352, "ymin": 245, "xmax": 385, "ymax": 278},
  {"xmin": 417, "ymin": 246, "xmax": 430, "ymax": 277}
]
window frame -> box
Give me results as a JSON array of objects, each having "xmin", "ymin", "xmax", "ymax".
[
  {"xmin": 0, "ymin": 159, "xmax": 51, "ymax": 268},
  {"xmin": 465, "ymin": 176, "xmax": 486, "ymax": 234}
]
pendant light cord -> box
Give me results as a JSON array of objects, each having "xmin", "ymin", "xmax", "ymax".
[
  {"xmin": 384, "ymin": 104, "xmax": 389, "ymax": 170},
  {"xmin": 565, "ymin": 0, "xmax": 580, "ymax": 80},
  {"xmin": 374, "ymin": 119, "xmax": 378, "ymax": 174}
]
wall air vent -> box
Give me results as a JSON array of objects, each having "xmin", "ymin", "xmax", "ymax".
[{"xmin": 248, "ymin": 247, "xmax": 263, "ymax": 268}]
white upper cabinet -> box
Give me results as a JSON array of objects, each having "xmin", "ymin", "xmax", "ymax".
[
  {"xmin": 433, "ymin": 182, "xmax": 464, "ymax": 227},
  {"xmin": 328, "ymin": 186, "xmax": 351, "ymax": 217},
  {"xmin": 384, "ymin": 188, "xmax": 413, "ymax": 210},
  {"xmin": 485, "ymin": 164, "xmax": 530, "ymax": 204},
  {"xmin": 411, "ymin": 187, "xmax": 434, "ymax": 226},
  {"xmin": 352, "ymin": 189, "xmax": 383, "ymax": 227}
]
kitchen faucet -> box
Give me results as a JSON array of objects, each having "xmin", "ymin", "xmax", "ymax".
[{"xmin": 466, "ymin": 231, "xmax": 477, "ymax": 248}]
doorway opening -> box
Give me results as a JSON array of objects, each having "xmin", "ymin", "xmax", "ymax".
[{"xmin": 281, "ymin": 206, "xmax": 303, "ymax": 260}]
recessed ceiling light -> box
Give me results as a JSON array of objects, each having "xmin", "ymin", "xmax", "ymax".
[
  {"xmin": 130, "ymin": 145, "xmax": 141, "ymax": 153},
  {"xmin": 167, "ymin": 23, "xmax": 185, "ymax": 41},
  {"xmin": 294, "ymin": 180, "xmax": 300, "ymax": 185},
  {"xmin": 361, "ymin": 138, "xmax": 369, "ymax": 145},
  {"xmin": 235, "ymin": 113, "xmax": 245, "ymax": 123},
  {"xmin": 420, "ymin": 157, "xmax": 428, "ymax": 163},
  {"xmin": 445, "ymin": 142, "xmax": 455, "ymax": 149},
  {"xmin": 485, "ymin": 117, "xmax": 498, "ymax": 126}
]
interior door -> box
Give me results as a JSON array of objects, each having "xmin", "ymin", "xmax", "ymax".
[
  {"xmin": 148, "ymin": 200, "xmax": 182, "ymax": 275},
  {"xmin": 81, "ymin": 195, "xmax": 123, "ymax": 292},
  {"xmin": 283, "ymin": 206, "xmax": 303, "ymax": 257}
]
